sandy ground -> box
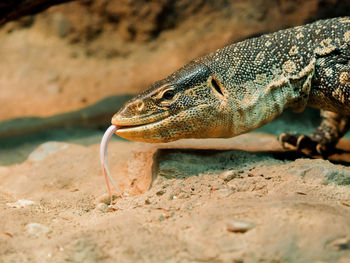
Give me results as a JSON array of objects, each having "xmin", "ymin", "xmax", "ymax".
[{"xmin": 1, "ymin": 133, "xmax": 350, "ymax": 262}]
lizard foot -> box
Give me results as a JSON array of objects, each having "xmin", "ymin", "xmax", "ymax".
[{"xmin": 278, "ymin": 132, "xmax": 333, "ymax": 158}]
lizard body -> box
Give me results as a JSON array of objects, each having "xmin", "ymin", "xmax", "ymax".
[{"xmin": 112, "ymin": 17, "xmax": 350, "ymax": 156}]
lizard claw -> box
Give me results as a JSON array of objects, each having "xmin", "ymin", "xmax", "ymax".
[
  {"xmin": 278, "ymin": 132, "xmax": 299, "ymax": 150},
  {"xmin": 278, "ymin": 132, "xmax": 333, "ymax": 158}
]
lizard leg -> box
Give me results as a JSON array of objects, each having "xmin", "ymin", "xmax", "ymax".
[{"xmin": 278, "ymin": 110, "xmax": 350, "ymax": 157}]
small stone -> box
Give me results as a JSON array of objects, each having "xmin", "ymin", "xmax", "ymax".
[
  {"xmin": 46, "ymin": 84, "xmax": 62, "ymax": 95},
  {"xmin": 145, "ymin": 199, "xmax": 151, "ymax": 205},
  {"xmin": 226, "ymin": 220, "xmax": 256, "ymax": 233},
  {"xmin": 47, "ymin": 72, "xmax": 60, "ymax": 83},
  {"xmin": 4, "ymin": 232, "xmax": 13, "ymax": 238},
  {"xmin": 340, "ymin": 200, "xmax": 350, "ymax": 207},
  {"xmin": 156, "ymin": 190, "xmax": 165, "ymax": 196},
  {"xmin": 329, "ymin": 237, "xmax": 350, "ymax": 250},
  {"xmin": 52, "ymin": 12, "xmax": 70, "ymax": 38},
  {"xmin": 247, "ymin": 172, "xmax": 255, "ymax": 177},
  {"xmin": 95, "ymin": 203, "xmax": 108, "ymax": 213},
  {"xmin": 25, "ymin": 223, "xmax": 50, "ymax": 237},
  {"xmin": 96, "ymin": 193, "xmax": 110, "ymax": 205},
  {"xmin": 219, "ymin": 170, "xmax": 239, "ymax": 182},
  {"xmin": 7, "ymin": 199, "xmax": 36, "ymax": 208},
  {"xmin": 178, "ymin": 193, "xmax": 190, "ymax": 199},
  {"xmin": 215, "ymin": 188, "xmax": 233, "ymax": 198},
  {"xmin": 182, "ymin": 203, "xmax": 193, "ymax": 211},
  {"xmin": 108, "ymin": 205, "xmax": 118, "ymax": 212},
  {"xmin": 169, "ymin": 194, "xmax": 177, "ymax": 200}
]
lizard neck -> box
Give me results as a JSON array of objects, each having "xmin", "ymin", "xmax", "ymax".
[
  {"xmin": 226, "ymin": 79, "xmax": 299, "ymax": 136},
  {"xmin": 200, "ymin": 38, "xmax": 317, "ymax": 138},
  {"xmin": 224, "ymin": 59, "xmax": 316, "ymax": 137}
]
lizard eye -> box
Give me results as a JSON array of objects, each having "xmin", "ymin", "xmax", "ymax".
[{"xmin": 162, "ymin": 90, "xmax": 175, "ymax": 100}]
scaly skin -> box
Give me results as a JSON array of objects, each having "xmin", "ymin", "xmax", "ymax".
[{"xmin": 112, "ymin": 17, "xmax": 350, "ymax": 156}]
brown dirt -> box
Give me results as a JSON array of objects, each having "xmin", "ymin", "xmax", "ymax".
[{"xmin": 1, "ymin": 133, "xmax": 350, "ymax": 262}]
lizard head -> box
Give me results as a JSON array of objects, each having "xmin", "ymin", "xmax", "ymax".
[{"xmin": 112, "ymin": 61, "xmax": 231, "ymax": 142}]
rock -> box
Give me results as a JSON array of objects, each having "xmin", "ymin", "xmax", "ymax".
[
  {"xmin": 226, "ymin": 220, "xmax": 256, "ymax": 233},
  {"xmin": 25, "ymin": 223, "xmax": 50, "ymax": 237}
]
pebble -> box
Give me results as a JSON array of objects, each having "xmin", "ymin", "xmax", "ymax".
[
  {"xmin": 215, "ymin": 188, "xmax": 233, "ymax": 198},
  {"xmin": 156, "ymin": 190, "xmax": 165, "ymax": 196},
  {"xmin": 226, "ymin": 220, "xmax": 256, "ymax": 233},
  {"xmin": 46, "ymin": 84, "xmax": 62, "ymax": 94},
  {"xmin": 169, "ymin": 194, "xmax": 177, "ymax": 200},
  {"xmin": 47, "ymin": 72, "xmax": 60, "ymax": 83},
  {"xmin": 340, "ymin": 200, "xmax": 350, "ymax": 207},
  {"xmin": 25, "ymin": 223, "xmax": 50, "ymax": 237},
  {"xmin": 96, "ymin": 193, "xmax": 111, "ymax": 205},
  {"xmin": 6, "ymin": 199, "xmax": 36, "ymax": 208},
  {"xmin": 52, "ymin": 12, "xmax": 70, "ymax": 38},
  {"xmin": 95, "ymin": 203, "xmax": 108, "ymax": 213},
  {"xmin": 219, "ymin": 170, "xmax": 239, "ymax": 182},
  {"xmin": 329, "ymin": 237, "xmax": 350, "ymax": 250}
]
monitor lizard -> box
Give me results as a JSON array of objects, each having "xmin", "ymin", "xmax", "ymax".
[{"xmin": 111, "ymin": 17, "xmax": 350, "ymax": 158}]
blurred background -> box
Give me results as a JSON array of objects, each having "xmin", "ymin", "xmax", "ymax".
[{"xmin": 1, "ymin": 0, "xmax": 350, "ymax": 165}]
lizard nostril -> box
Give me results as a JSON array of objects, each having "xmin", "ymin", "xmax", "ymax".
[
  {"xmin": 135, "ymin": 101, "xmax": 144, "ymax": 111},
  {"xmin": 210, "ymin": 77, "xmax": 224, "ymax": 96}
]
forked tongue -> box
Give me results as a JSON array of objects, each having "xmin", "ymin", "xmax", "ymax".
[{"xmin": 100, "ymin": 125, "xmax": 120, "ymax": 204}]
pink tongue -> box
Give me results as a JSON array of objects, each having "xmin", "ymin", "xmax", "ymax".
[{"xmin": 100, "ymin": 125, "xmax": 119, "ymax": 204}]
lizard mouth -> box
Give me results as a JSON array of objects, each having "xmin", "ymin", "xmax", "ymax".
[
  {"xmin": 115, "ymin": 123, "xmax": 146, "ymax": 130},
  {"xmin": 111, "ymin": 111, "xmax": 171, "ymax": 137},
  {"xmin": 111, "ymin": 111, "xmax": 170, "ymax": 129},
  {"xmin": 113, "ymin": 116, "xmax": 172, "ymax": 142},
  {"xmin": 112, "ymin": 107, "xmax": 200, "ymax": 143}
]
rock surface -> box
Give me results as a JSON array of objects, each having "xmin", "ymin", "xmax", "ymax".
[
  {"xmin": 1, "ymin": 133, "xmax": 350, "ymax": 262},
  {"xmin": 1, "ymin": 0, "xmax": 350, "ymax": 121}
]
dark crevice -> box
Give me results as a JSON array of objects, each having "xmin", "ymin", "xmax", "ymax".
[{"xmin": 0, "ymin": 0, "xmax": 74, "ymax": 26}]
